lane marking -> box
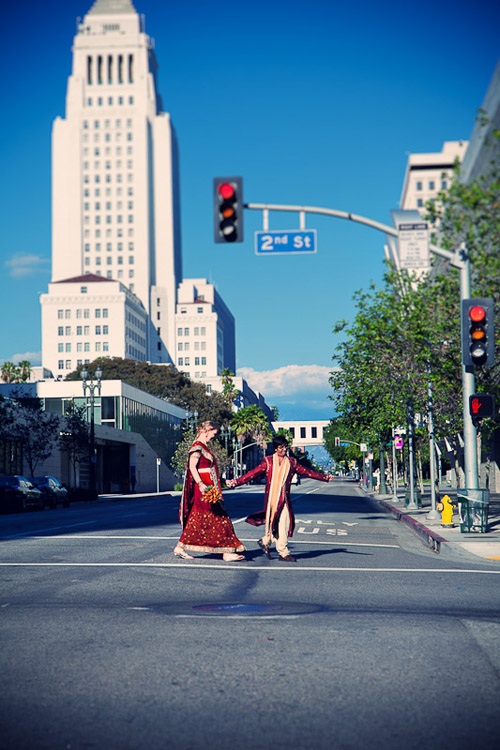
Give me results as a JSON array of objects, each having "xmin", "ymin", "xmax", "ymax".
[
  {"xmin": 0, "ymin": 521, "xmax": 96, "ymax": 539},
  {"xmin": 0, "ymin": 534, "xmax": 399, "ymax": 549},
  {"xmin": 0, "ymin": 562, "xmax": 499, "ymax": 574}
]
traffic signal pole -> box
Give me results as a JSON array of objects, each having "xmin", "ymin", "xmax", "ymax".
[
  {"xmin": 244, "ymin": 202, "xmax": 480, "ymax": 495},
  {"xmin": 459, "ymin": 245, "xmax": 479, "ymax": 490}
]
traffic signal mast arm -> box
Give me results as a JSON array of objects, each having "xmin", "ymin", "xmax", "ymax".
[{"xmin": 244, "ymin": 202, "xmax": 458, "ymax": 266}]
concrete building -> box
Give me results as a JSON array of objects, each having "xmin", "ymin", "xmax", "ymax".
[
  {"xmin": 205, "ymin": 374, "xmax": 274, "ymax": 421},
  {"xmin": 399, "ymin": 140, "xmax": 468, "ymax": 212},
  {"xmin": 461, "ymin": 60, "xmax": 500, "ymax": 184},
  {"xmin": 50, "ymin": 0, "xmax": 182, "ymax": 364},
  {"xmin": 175, "ymin": 279, "xmax": 236, "ymax": 381},
  {"xmin": 272, "ymin": 420, "xmax": 330, "ymax": 450},
  {"xmin": 0, "ymin": 379, "xmax": 185, "ymax": 492},
  {"xmin": 40, "ymin": 274, "xmax": 148, "ymax": 376}
]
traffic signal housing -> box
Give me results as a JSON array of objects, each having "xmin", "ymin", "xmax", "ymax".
[
  {"xmin": 469, "ymin": 394, "xmax": 496, "ymax": 420},
  {"xmin": 461, "ymin": 298, "xmax": 495, "ymax": 368},
  {"xmin": 213, "ymin": 177, "xmax": 244, "ymax": 243}
]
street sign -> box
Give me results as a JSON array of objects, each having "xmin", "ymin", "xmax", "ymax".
[
  {"xmin": 360, "ymin": 443, "xmax": 368, "ymax": 452},
  {"xmin": 255, "ymin": 230, "xmax": 317, "ymax": 255},
  {"xmin": 397, "ymin": 222, "xmax": 429, "ymax": 270},
  {"xmin": 394, "ymin": 436, "xmax": 404, "ymax": 450},
  {"xmin": 340, "ymin": 442, "xmax": 349, "ymax": 447}
]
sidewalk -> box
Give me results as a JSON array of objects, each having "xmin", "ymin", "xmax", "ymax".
[{"xmin": 366, "ymin": 485, "xmax": 500, "ymax": 563}]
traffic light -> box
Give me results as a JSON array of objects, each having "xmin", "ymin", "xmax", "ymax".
[
  {"xmin": 335, "ymin": 437, "xmax": 340, "ymax": 447},
  {"xmin": 461, "ymin": 298, "xmax": 495, "ymax": 368},
  {"xmin": 469, "ymin": 394, "xmax": 496, "ymax": 419},
  {"xmin": 213, "ymin": 177, "xmax": 244, "ymax": 243}
]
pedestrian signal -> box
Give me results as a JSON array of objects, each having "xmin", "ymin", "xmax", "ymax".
[
  {"xmin": 461, "ymin": 298, "xmax": 495, "ymax": 367},
  {"xmin": 213, "ymin": 177, "xmax": 244, "ymax": 243},
  {"xmin": 469, "ymin": 394, "xmax": 495, "ymax": 419}
]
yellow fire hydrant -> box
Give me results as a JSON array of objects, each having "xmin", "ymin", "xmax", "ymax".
[{"xmin": 437, "ymin": 495, "xmax": 455, "ymax": 527}]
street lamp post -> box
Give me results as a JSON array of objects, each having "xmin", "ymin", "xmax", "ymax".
[{"xmin": 81, "ymin": 365, "xmax": 103, "ymax": 498}]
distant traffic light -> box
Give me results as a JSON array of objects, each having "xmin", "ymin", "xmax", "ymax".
[
  {"xmin": 469, "ymin": 394, "xmax": 496, "ymax": 419},
  {"xmin": 335, "ymin": 437, "xmax": 340, "ymax": 447},
  {"xmin": 461, "ymin": 298, "xmax": 495, "ymax": 368},
  {"xmin": 213, "ymin": 177, "xmax": 244, "ymax": 243}
]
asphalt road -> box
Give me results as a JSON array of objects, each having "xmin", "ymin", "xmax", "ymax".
[{"xmin": 1, "ymin": 478, "xmax": 499, "ymax": 750}]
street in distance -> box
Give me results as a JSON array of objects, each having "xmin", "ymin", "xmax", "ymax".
[{"xmin": 255, "ymin": 229, "xmax": 317, "ymax": 255}]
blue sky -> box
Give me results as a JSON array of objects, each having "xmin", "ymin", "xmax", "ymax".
[{"xmin": 1, "ymin": 0, "xmax": 499, "ymax": 419}]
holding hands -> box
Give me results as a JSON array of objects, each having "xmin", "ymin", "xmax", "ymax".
[{"xmin": 226, "ymin": 478, "xmax": 237, "ymax": 488}]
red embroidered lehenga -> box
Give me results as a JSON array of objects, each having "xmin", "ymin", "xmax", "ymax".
[{"xmin": 177, "ymin": 441, "xmax": 245, "ymax": 554}]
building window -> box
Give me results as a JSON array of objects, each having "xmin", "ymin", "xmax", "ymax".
[
  {"xmin": 96, "ymin": 342, "xmax": 101, "ymax": 352},
  {"xmin": 95, "ymin": 309, "xmax": 101, "ymax": 318},
  {"xmin": 103, "ymin": 342, "xmax": 109, "ymax": 352},
  {"xmin": 84, "ymin": 343, "xmax": 90, "ymax": 352},
  {"xmin": 84, "ymin": 326, "xmax": 90, "ymax": 335},
  {"xmin": 416, "ymin": 181, "xmax": 422, "ymax": 191},
  {"xmin": 300, "ymin": 427, "xmax": 306, "ymax": 439},
  {"xmin": 81, "ymin": 286, "xmax": 87, "ymax": 294},
  {"xmin": 96, "ymin": 326, "xmax": 101, "ymax": 335},
  {"xmin": 178, "ymin": 358, "xmax": 183, "ymax": 366},
  {"xmin": 312, "ymin": 427, "xmax": 317, "ymax": 438},
  {"xmin": 441, "ymin": 180, "xmax": 447, "ymax": 189},
  {"xmin": 185, "ymin": 358, "xmax": 190, "ymax": 366},
  {"xmin": 177, "ymin": 328, "xmax": 182, "ymax": 336},
  {"xmin": 197, "ymin": 307, "xmax": 203, "ymax": 314},
  {"xmin": 103, "ymin": 325, "xmax": 108, "ymax": 335},
  {"xmin": 417, "ymin": 198, "xmax": 423, "ymax": 207},
  {"xmin": 58, "ymin": 360, "xmax": 64, "ymax": 370},
  {"xmin": 65, "ymin": 360, "xmax": 72, "ymax": 370},
  {"xmin": 103, "ymin": 309, "xmax": 108, "ymax": 318},
  {"xmin": 429, "ymin": 181, "xmax": 435, "ymax": 190},
  {"xmin": 76, "ymin": 326, "xmax": 82, "ymax": 336},
  {"xmin": 84, "ymin": 309, "xmax": 90, "ymax": 319},
  {"xmin": 77, "ymin": 343, "xmax": 82, "ymax": 352},
  {"xmin": 57, "ymin": 309, "xmax": 63, "ymax": 319},
  {"xmin": 195, "ymin": 357, "xmax": 200, "ymax": 366},
  {"xmin": 178, "ymin": 343, "xmax": 183, "ymax": 351},
  {"xmin": 58, "ymin": 343, "xmax": 64, "ymax": 352},
  {"xmin": 289, "ymin": 427, "xmax": 295, "ymax": 438},
  {"xmin": 65, "ymin": 343, "xmax": 71, "ymax": 352},
  {"xmin": 201, "ymin": 357, "xmax": 206, "ymax": 365}
]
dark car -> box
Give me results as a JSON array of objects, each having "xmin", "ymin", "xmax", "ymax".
[
  {"xmin": 32, "ymin": 476, "xmax": 70, "ymax": 509},
  {"xmin": 0, "ymin": 475, "xmax": 44, "ymax": 512}
]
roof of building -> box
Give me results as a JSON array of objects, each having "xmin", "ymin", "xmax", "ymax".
[
  {"xmin": 53, "ymin": 274, "xmax": 114, "ymax": 284},
  {"xmin": 87, "ymin": 0, "xmax": 137, "ymax": 15}
]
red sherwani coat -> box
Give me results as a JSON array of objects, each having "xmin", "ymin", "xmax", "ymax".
[{"xmin": 233, "ymin": 455, "xmax": 330, "ymax": 538}]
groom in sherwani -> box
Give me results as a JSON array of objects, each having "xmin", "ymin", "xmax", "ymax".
[{"xmin": 227, "ymin": 435, "xmax": 333, "ymax": 561}]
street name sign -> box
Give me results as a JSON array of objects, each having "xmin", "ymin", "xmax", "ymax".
[
  {"xmin": 255, "ymin": 230, "xmax": 317, "ymax": 256},
  {"xmin": 397, "ymin": 222, "xmax": 429, "ymax": 270}
]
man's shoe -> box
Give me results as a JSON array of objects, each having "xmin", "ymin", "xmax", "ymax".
[
  {"xmin": 278, "ymin": 554, "xmax": 297, "ymax": 562},
  {"xmin": 258, "ymin": 539, "xmax": 272, "ymax": 559}
]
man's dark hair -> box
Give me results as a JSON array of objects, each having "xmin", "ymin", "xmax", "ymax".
[{"xmin": 272, "ymin": 434, "xmax": 289, "ymax": 449}]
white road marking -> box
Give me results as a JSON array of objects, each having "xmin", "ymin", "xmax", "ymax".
[
  {"xmin": 0, "ymin": 521, "xmax": 96, "ymax": 539},
  {"xmin": 0, "ymin": 534, "xmax": 399, "ymax": 549},
  {"xmin": 0, "ymin": 562, "xmax": 499, "ymax": 574}
]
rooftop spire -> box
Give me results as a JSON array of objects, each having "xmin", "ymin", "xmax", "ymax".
[{"xmin": 87, "ymin": 0, "xmax": 137, "ymax": 14}]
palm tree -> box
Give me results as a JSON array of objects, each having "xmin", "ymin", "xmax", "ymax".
[
  {"xmin": 230, "ymin": 405, "xmax": 272, "ymax": 445},
  {"xmin": 1, "ymin": 362, "xmax": 19, "ymax": 383},
  {"xmin": 18, "ymin": 361, "xmax": 32, "ymax": 382}
]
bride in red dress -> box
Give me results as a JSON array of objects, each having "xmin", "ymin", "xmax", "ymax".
[{"xmin": 174, "ymin": 421, "xmax": 246, "ymax": 561}]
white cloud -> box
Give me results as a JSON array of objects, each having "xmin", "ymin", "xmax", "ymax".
[
  {"xmin": 237, "ymin": 364, "xmax": 338, "ymax": 398},
  {"xmin": 4, "ymin": 253, "xmax": 50, "ymax": 278},
  {"xmin": 5, "ymin": 352, "xmax": 42, "ymax": 366}
]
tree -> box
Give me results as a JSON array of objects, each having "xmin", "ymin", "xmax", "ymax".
[
  {"xmin": 59, "ymin": 401, "xmax": 90, "ymax": 487},
  {"xmin": 1, "ymin": 362, "xmax": 19, "ymax": 384},
  {"xmin": 220, "ymin": 368, "xmax": 239, "ymax": 407},
  {"xmin": 7, "ymin": 393, "xmax": 60, "ymax": 477},
  {"xmin": 230, "ymin": 405, "xmax": 273, "ymax": 445},
  {"xmin": 65, "ymin": 358, "xmax": 233, "ymax": 426}
]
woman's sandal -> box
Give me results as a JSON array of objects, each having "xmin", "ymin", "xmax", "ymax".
[
  {"xmin": 174, "ymin": 546, "xmax": 194, "ymax": 560},
  {"xmin": 222, "ymin": 553, "xmax": 245, "ymax": 562}
]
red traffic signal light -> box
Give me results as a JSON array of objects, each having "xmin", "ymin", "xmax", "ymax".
[
  {"xmin": 469, "ymin": 394, "xmax": 496, "ymax": 419},
  {"xmin": 461, "ymin": 298, "xmax": 495, "ymax": 367},
  {"xmin": 213, "ymin": 177, "xmax": 244, "ymax": 243}
]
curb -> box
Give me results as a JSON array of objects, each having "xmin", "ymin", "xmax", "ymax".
[{"xmin": 379, "ymin": 499, "xmax": 447, "ymax": 553}]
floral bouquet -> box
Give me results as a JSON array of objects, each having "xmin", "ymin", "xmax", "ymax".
[{"xmin": 203, "ymin": 485, "xmax": 221, "ymax": 504}]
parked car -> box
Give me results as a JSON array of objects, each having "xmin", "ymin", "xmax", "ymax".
[
  {"xmin": 31, "ymin": 476, "xmax": 70, "ymax": 509},
  {"xmin": 0, "ymin": 476, "xmax": 44, "ymax": 512}
]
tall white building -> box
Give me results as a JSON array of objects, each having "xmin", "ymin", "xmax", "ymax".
[
  {"xmin": 175, "ymin": 279, "xmax": 236, "ymax": 381},
  {"xmin": 40, "ymin": 274, "xmax": 148, "ymax": 376},
  {"xmin": 49, "ymin": 0, "xmax": 181, "ymax": 365},
  {"xmin": 400, "ymin": 140, "xmax": 468, "ymax": 212}
]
